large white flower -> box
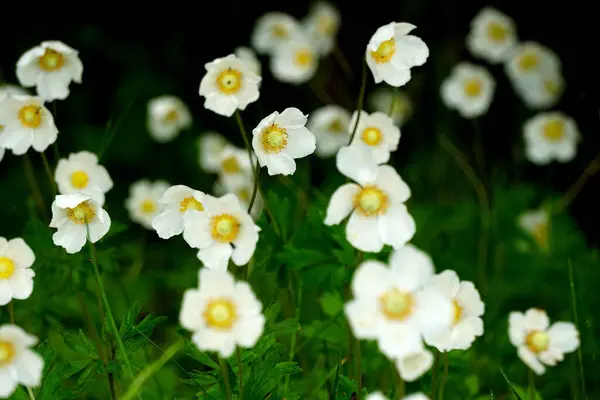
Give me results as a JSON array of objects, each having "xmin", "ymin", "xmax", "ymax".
[
  {"xmin": 509, "ymin": 308, "xmax": 579, "ymax": 375},
  {"xmin": 424, "ymin": 270, "xmax": 484, "ymax": 351},
  {"xmin": 345, "ymin": 245, "xmax": 453, "ymax": 359},
  {"xmin": 307, "ymin": 105, "xmax": 351, "ymax": 158},
  {"xmin": 395, "ymin": 349, "xmax": 434, "ymax": 382},
  {"xmin": 0, "ymin": 238, "xmax": 35, "ymax": 306},
  {"xmin": 251, "ymin": 12, "xmax": 301, "ymax": 54},
  {"xmin": 441, "ymin": 62, "xmax": 496, "ymax": 119},
  {"xmin": 234, "ymin": 47, "xmax": 261, "ymax": 78},
  {"xmin": 0, "ymin": 94, "xmax": 58, "ymax": 155},
  {"xmin": 147, "ymin": 96, "xmax": 192, "ymax": 143},
  {"xmin": 125, "ymin": 180, "xmax": 170, "ymax": 230},
  {"xmin": 367, "ymin": 392, "xmax": 429, "ymax": 400},
  {"xmin": 523, "ymin": 112, "xmax": 580, "ymax": 165},
  {"xmin": 366, "ymin": 22, "xmax": 429, "ymax": 87},
  {"xmin": 349, "ymin": 111, "xmax": 400, "ymax": 163},
  {"xmin": 324, "ymin": 145, "xmax": 415, "ymax": 252},
  {"xmin": 303, "ymin": 2, "xmax": 341, "ymax": 55},
  {"xmin": 16, "ymin": 41, "xmax": 83, "ymax": 101},
  {"xmin": 368, "ymin": 88, "xmax": 412, "ymax": 127},
  {"xmin": 198, "ymin": 131, "xmax": 229, "ymax": 173},
  {"xmin": 216, "ymin": 144, "xmax": 254, "ymax": 191},
  {"xmin": 466, "ymin": 7, "xmax": 517, "ymax": 64},
  {"xmin": 49, "ymin": 193, "xmax": 111, "ymax": 254},
  {"xmin": 252, "ymin": 107, "xmax": 316, "ymax": 176},
  {"xmin": 270, "ymin": 32, "xmax": 318, "ymax": 84},
  {"xmin": 183, "ymin": 194, "xmax": 260, "ymax": 271},
  {"xmin": 0, "ymin": 324, "xmax": 44, "ymax": 398},
  {"xmin": 518, "ymin": 208, "xmax": 549, "ymax": 249},
  {"xmin": 55, "ymin": 151, "xmax": 113, "ymax": 206},
  {"xmin": 151, "ymin": 185, "xmax": 205, "ymax": 239},
  {"xmin": 199, "ymin": 55, "xmax": 261, "ymax": 117}
]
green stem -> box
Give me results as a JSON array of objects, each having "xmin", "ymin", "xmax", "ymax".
[
  {"xmin": 431, "ymin": 350, "xmax": 440, "ymax": 399},
  {"xmin": 236, "ymin": 347, "xmax": 244, "ymax": 400},
  {"xmin": 27, "ymin": 387, "xmax": 36, "ymax": 400},
  {"xmin": 438, "ymin": 352, "xmax": 449, "ymax": 400},
  {"xmin": 220, "ymin": 357, "xmax": 233, "ymax": 400},
  {"xmin": 355, "ymin": 338, "xmax": 362, "ymax": 400},
  {"xmin": 8, "ymin": 302, "xmax": 14, "ymax": 324},
  {"xmin": 283, "ymin": 273, "xmax": 302, "ymax": 391},
  {"xmin": 348, "ymin": 59, "xmax": 368, "ymax": 145},
  {"xmin": 568, "ymin": 260, "xmax": 587, "ymax": 399},
  {"xmin": 40, "ymin": 151, "xmax": 57, "ymax": 196},
  {"xmin": 556, "ymin": 150, "xmax": 600, "ymax": 211},
  {"xmin": 528, "ymin": 368, "xmax": 535, "ymax": 400},
  {"xmin": 22, "ymin": 154, "xmax": 47, "ymax": 220}
]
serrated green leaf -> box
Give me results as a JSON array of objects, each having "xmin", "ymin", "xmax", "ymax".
[
  {"xmin": 60, "ymin": 329, "xmax": 97, "ymax": 358},
  {"xmin": 320, "ymin": 292, "xmax": 344, "ymax": 317},
  {"xmin": 270, "ymin": 318, "xmax": 300, "ymax": 336},
  {"xmin": 275, "ymin": 361, "xmax": 302, "ymax": 375}
]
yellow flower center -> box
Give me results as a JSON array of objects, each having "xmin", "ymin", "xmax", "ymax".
[
  {"xmin": 379, "ymin": 288, "xmax": 414, "ymax": 321},
  {"xmin": 526, "ymin": 330, "xmax": 550, "ymax": 353},
  {"xmin": 370, "ymin": 38, "xmax": 396, "ymax": 64},
  {"xmin": 163, "ymin": 109, "xmax": 179, "ymax": 123},
  {"xmin": 216, "ymin": 68, "xmax": 243, "ymax": 95},
  {"xmin": 361, "ymin": 126, "xmax": 382, "ymax": 146},
  {"xmin": 0, "ymin": 341, "xmax": 16, "ymax": 366},
  {"xmin": 487, "ymin": 21, "xmax": 508, "ymax": 42},
  {"xmin": 211, "ymin": 214, "xmax": 240, "ymax": 243},
  {"xmin": 452, "ymin": 300, "xmax": 463, "ymax": 325},
  {"xmin": 272, "ymin": 24, "xmax": 288, "ymax": 38},
  {"xmin": 518, "ymin": 51, "xmax": 539, "ymax": 72},
  {"xmin": 70, "ymin": 171, "xmax": 89, "ymax": 189},
  {"xmin": 261, "ymin": 124, "xmax": 288, "ymax": 153},
  {"xmin": 327, "ymin": 118, "xmax": 345, "ymax": 133},
  {"xmin": 38, "ymin": 48, "xmax": 64, "ymax": 71},
  {"xmin": 544, "ymin": 79, "xmax": 560, "ymax": 95},
  {"xmin": 238, "ymin": 187, "xmax": 251, "ymax": 202},
  {"xmin": 18, "ymin": 105, "xmax": 42, "ymax": 128},
  {"xmin": 294, "ymin": 49, "xmax": 314, "ymax": 67},
  {"xmin": 463, "ymin": 78, "xmax": 483, "ymax": 98},
  {"xmin": 317, "ymin": 16, "xmax": 336, "ymax": 35},
  {"xmin": 204, "ymin": 298, "xmax": 237, "ymax": 330},
  {"xmin": 221, "ymin": 156, "xmax": 241, "ymax": 174},
  {"xmin": 0, "ymin": 257, "xmax": 15, "ymax": 279},
  {"xmin": 140, "ymin": 199, "xmax": 157, "ymax": 214},
  {"xmin": 67, "ymin": 202, "xmax": 96, "ymax": 224},
  {"xmin": 543, "ymin": 119, "xmax": 565, "ymax": 142},
  {"xmin": 354, "ymin": 185, "xmax": 388, "ymax": 217},
  {"xmin": 179, "ymin": 197, "xmax": 204, "ymax": 213}
]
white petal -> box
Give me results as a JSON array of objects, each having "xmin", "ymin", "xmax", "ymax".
[
  {"xmin": 6, "ymin": 238, "xmax": 35, "ymax": 268},
  {"xmin": 324, "ymin": 183, "xmax": 360, "ymax": 225},
  {"xmin": 346, "ymin": 212, "xmax": 384, "ymax": 253},
  {"xmin": 396, "ymin": 349, "xmax": 434, "ymax": 382},
  {"xmin": 388, "ymin": 244, "xmax": 435, "ymax": 292},
  {"xmin": 336, "ymin": 145, "xmax": 377, "ymax": 185},
  {"xmin": 232, "ymin": 224, "xmax": 259, "ymax": 267},
  {"xmin": 413, "ymin": 289, "xmax": 453, "ymax": 338},
  {"xmin": 0, "ymin": 325, "xmax": 38, "ymax": 346},
  {"xmin": 393, "ymin": 35, "xmax": 429, "ymax": 68},
  {"xmin": 344, "ymin": 299, "xmax": 380, "ymax": 339},
  {"xmin": 192, "ymin": 329, "xmax": 236, "ymax": 358},
  {"xmin": 234, "ymin": 314, "xmax": 265, "ymax": 348},
  {"xmin": 36, "ymin": 71, "xmax": 72, "ymax": 101},
  {"xmin": 0, "ymin": 281, "xmax": 13, "ymax": 305},
  {"xmin": 204, "ymin": 94, "xmax": 237, "ymax": 117},
  {"xmin": 182, "ymin": 213, "xmax": 213, "ymax": 248},
  {"xmin": 265, "ymin": 153, "xmax": 296, "ymax": 176},
  {"xmin": 351, "ymin": 260, "xmax": 390, "ymax": 298},
  {"xmin": 152, "ymin": 208, "xmax": 184, "ymax": 239},
  {"xmin": 179, "ymin": 289, "xmax": 206, "ymax": 331},
  {"xmin": 508, "ymin": 312, "xmax": 526, "ymax": 346},
  {"xmin": 234, "ymin": 282, "xmax": 262, "ymax": 316},
  {"xmin": 0, "ymin": 368, "xmax": 18, "ymax": 398},
  {"xmin": 524, "ymin": 308, "xmax": 550, "ymax": 331},
  {"xmin": 378, "ymin": 323, "xmax": 423, "ymax": 359},
  {"xmin": 275, "ymin": 107, "xmax": 308, "ymax": 129},
  {"xmin": 198, "ymin": 268, "xmax": 236, "ymax": 297},
  {"xmin": 197, "ymin": 243, "xmax": 233, "ymax": 271},
  {"xmin": 7, "ymin": 268, "xmax": 35, "ymax": 300},
  {"xmin": 428, "ymin": 270, "xmax": 460, "ymax": 299},
  {"xmin": 455, "ymin": 281, "xmax": 484, "ymax": 317},
  {"xmin": 518, "ymin": 346, "xmax": 546, "ymax": 375},
  {"xmin": 375, "ymin": 165, "xmax": 411, "ymax": 204},
  {"xmin": 87, "ymin": 211, "xmax": 111, "ymax": 243},
  {"xmin": 53, "ymin": 224, "xmax": 87, "ymax": 254},
  {"xmin": 378, "ymin": 204, "xmax": 416, "ymax": 249},
  {"xmin": 283, "ymin": 127, "xmax": 316, "ymax": 159},
  {"xmin": 14, "ymin": 349, "xmax": 44, "ymax": 387},
  {"xmin": 547, "ymin": 322, "xmax": 579, "ymax": 354}
]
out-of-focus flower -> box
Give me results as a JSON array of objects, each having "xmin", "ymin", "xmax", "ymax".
[
  {"xmin": 213, "ymin": 177, "xmax": 264, "ymax": 220},
  {"xmin": 125, "ymin": 180, "xmax": 170, "ymax": 230},
  {"xmin": 198, "ymin": 132, "xmax": 229, "ymax": 173},
  {"xmin": 147, "ymin": 96, "xmax": 192, "ymax": 143},
  {"xmin": 151, "ymin": 185, "xmax": 205, "ymax": 239},
  {"xmin": 0, "ymin": 84, "xmax": 28, "ymax": 98},
  {"xmin": 348, "ymin": 110, "xmax": 400, "ymax": 164},
  {"xmin": 518, "ymin": 208, "xmax": 550, "ymax": 249},
  {"xmin": 367, "ymin": 392, "xmax": 430, "ymax": 400},
  {"xmin": 55, "ymin": 151, "xmax": 113, "ymax": 206},
  {"xmin": 251, "ymin": 12, "xmax": 301, "ymax": 54},
  {"xmin": 216, "ymin": 144, "xmax": 254, "ymax": 191},
  {"xmin": 0, "ymin": 324, "xmax": 44, "ymax": 398},
  {"xmin": 441, "ymin": 62, "xmax": 496, "ymax": 119},
  {"xmin": 467, "ymin": 7, "xmax": 517, "ymax": 63},
  {"xmin": 367, "ymin": 88, "xmax": 412, "ymax": 127},
  {"xmin": 395, "ymin": 349, "xmax": 435, "ymax": 382},
  {"xmin": 234, "ymin": 47, "xmax": 262, "ymax": 77},
  {"xmin": 523, "ymin": 111, "xmax": 580, "ymax": 165},
  {"xmin": 307, "ymin": 105, "xmax": 351, "ymax": 158},
  {"xmin": 0, "ymin": 238, "xmax": 35, "ymax": 306},
  {"xmin": 270, "ymin": 32, "xmax": 318, "ymax": 84},
  {"xmin": 513, "ymin": 69, "xmax": 564, "ymax": 110},
  {"xmin": 303, "ymin": 2, "xmax": 341, "ymax": 55}
]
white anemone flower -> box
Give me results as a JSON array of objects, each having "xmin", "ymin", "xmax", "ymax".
[
  {"xmin": 466, "ymin": 7, "xmax": 517, "ymax": 63},
  {"xmin": 344, "ymin": 245, "xmax": 453, "ymax": 359},
  {"xmin": 216, "ymin": 144, "xmax": 254, "ymax": 191},
  {"xmin": 367, "ymin": 392, "xmax": 430, "ymax": 400},
  {"xmin": 234, "ymin": 47, "xmax": 261, "ymax": 77},
  {"xmin": 16, "ymin": 41, "xmax": 83, "ymax": 101},
  {"xmin": 424, "ymin": 270, "xmax": 484, "ymax": 351},
  {"xmin": 367, "ymin": 88, "xmax": 412, "ymax": 127},
  {"xmin": 366, "ymin": 22, "xmax": 429, "ymax": 87},
  {"xmin": 54, "ymin": 151, "xmax": 113, "ymax": 206},
  {"xmin": 125, "ymin": 180, "xmax": 170, "ymax": 230},
  {"xmin": 214, "ymin": 177, "xmax": 264, "ymax": 220},
  {"xmin": 307, "ymin": 105, "xmax": 351, "ymax": 158},
  {"xmin": 518, "ymin": 208, "xmax": 549, "ymax": 249},
  {"xmin": 151, "ymin": 185, "xmax": 205, "ymax": 239},
  {"xmin": 198, "ymin": 131, "xmax": 229, "ymax": 173},
  {"xmin": 0, "ymin": 238, "xmax": 35, "ymax": 306},
  {"xmin": 270, "ymin": 32, "xmax": 319, "ymax": 84},
  {"xmin": 303, "ymin": 2, "xmax": 341, "ymax": 55},
  {"xmin": 324, "ymin": 145, "xmax": 415, "ymax": 252},
  {"xmin": 513, "ymin": 69, "xmax": 564, "ymax": 110},
  {"xmin": 349, "ymin": 110, "xmax": 400, "ymax": 163},
  {"xmin": 251, "ymin": 12, "xmax": 301, "ymax": 54},
  {"xmin": 199, "ymin": 54, "xmax": 261, "ymax": 117},
  {"xmin": 441, "ymin": 62, "xmax": 496, "ymax": 119},
  {"xmin": 0, "ymin": 324, "xmax": 44, "ymax": 398},
  {"xmin": 509, "ymin": 308, "xmax": 580, "ymax": 375},
  {"xmin": 0, "ymin": 94, "xmax": 58, "ymax": 155},
  {"xmin": 523, "ymin": 112, "xmax": 580, "ymax": 165},
  {"xmin": 395, "ymin": 349, "xmax": 435, "ymax": 382},
  {"xmin": 252, "ymin": 107, "xmax": 316, "ymax": 176},
  {"xmin": 147, "ymin": 96, "xmax": 192, "ymax": 143},
  {"xmin": 49, "ymin": 193, "xmax": 111, "ymax": 254}
]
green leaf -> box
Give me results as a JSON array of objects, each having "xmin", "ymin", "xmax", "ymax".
[
  {"xmin": 184, "ymin": 339, "xmax": 219, "ymax": 369},
  {"xmin": 270, "ymin": 318, "xmax": 300, "ymax": 336},
  {"xmin": 275, "ymin": 362, "xmax": 302, "ymax": 375},
  {"xmin": 60, "ymin": 329, "xmax": 97, "ymax": 358},
  {"xmin": 120, "ymin": 301, "xmax": 142, "ymax": 339},
  {"xmin": 38, "ymin": 360, "xmax": 92, "ymax": 400},
  {"xmin": 103, "ymin": 219, "xmax": 129, "ymax": 239},
  {"xmin": 320, "ymin": 292, "xmax": 344, "ymax": 317},
  {"xmin": 274, "ymin": 246, "xmax": 331, "ymax": 270}
]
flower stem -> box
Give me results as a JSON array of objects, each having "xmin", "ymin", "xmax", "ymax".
[
  {"xmin": 355, "ymin": 338, "xmax": 363, "ymax": 400},
  {"xmin": 8, "ymin": 302, "xmax": 14, "ymax": 324},
  {"xmin": 284, "ymin": 272, "xmax": 303, "ymax": 391},
  {"xmin": 40, "ymin": 151, "xmax": 57, "ymax": 196},
  {"xmin": 27, "ymin": 387, "xmax": 36, "ymax": 400},
  {"xmin": 236, "ymin": 347, "xmax": 244, "ymax": 400},
  {"xmin": 348, "ymin": 59, "xmax": 368, "ymax": 145},
  {"xmin": 556, "ymin": 150, "xmax": 600, "ymax": 212},
  {"xmin": 22, "ymin": 154, "xmax": 47, "ymax": 220},
  {"xmin": 528, "ymin": 368, "xmax": 535, "ymax": 400},
  {"xmin": 438, "ymin": 352, "xmax": 449, "ymax": 400},
  {"xmin": 220, "ymin": 357, "xmax": 233, "ymax": 400}
]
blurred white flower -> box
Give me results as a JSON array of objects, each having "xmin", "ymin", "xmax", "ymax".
[
  {"xmin": 214, "ymin": 177, "xmax": 264, "ymax": 220},
  {"xmin": 523, "ymin": 111, "xmax": 580, "ymax": 165},
  {"xmin": 466, "ymin": 7, "xmax": 517, "ymax": 63},
  {"xmin": 513, "ymin": 69, "xmax": 564, "ymax": 110},
  {"xmin": 16, "ymin": 41, "xmax": 83, "ymax": 101},
  {"xmin": 151, "ymin": 185, "xmax": 205, "ymax": 239},
  {"xmin": 199, "ymin": 54, "xmax": 261, "ymax": 117},
  {"xmin": 367, "ymin": 88, "xmax": 412, "ymax": 127},
  {"xmin": 234, "ymin": 47, "xmax": 261, "ymax": 77},
  {"xmin": 216, "ymin": 144, "xmax": 254, "ymax": 191},
  {"xmin": 198, "ymin": 131, "xmax": 229, "ymax": 173},
  {"xmin": 55, "ymin": 151, "xmax": 113, "ymax": 206},
  {"xmin": 509, "ymin": 308, "xmax": 579, "ymax": 375},
  {"xmin": 0, "ymin": 147, "xmax": 4, "ymax": 164},
  {"xmin": 270, "ymin": 32, "xmax": 318, "ymax": 84},
  {"xmin": 0, "ymin": 324, "xmax": 44, "ymax": 398},
  {"xmin": 49, "ymin": 193, "xmax": 111, "ymax": 254},
  {"xmin": 251, "ymin": 12, "xmax": 301, "ymax": 54},
  {"xmin": 0, "ymin": 238, "xmax": 35, "ymax": 306},
  {"xmin": 395, "ymin": 349, "xmax": 434, "ymax": 382},
  {"xmin": 366, "ymin": 22, "xmax": 429, "ymax": 87},
  {"xmin": 303, "ymin": 2, "xmax": 341, "ymax": 55},
  {"xmin": 147, "ymin": 96, "xmax": 192, "ymax": 143},
  {"xmin": 518, "ymin": 208, "xmax": 549, "ymax": 249},
  {"xmin": 324, "ymin": 145, "xmax": 415, "ymax": 252},
  {"xmin": 367, "ymin": 392, "xmax": 430, "ymax": 400},
  {"xmin": 307, "ymin": 105, "xmax": 351, "ymax": 158},
  {"xmin": 441, "ymin": 62, "xmax": 496, "ymax": 119},
  {"xmin": 252, "ymin": 107, "xmax": 316, "ymax": 176},
  {"xmin": 349, "ymin": 110, "xmax": 400, "ymax": 163},
  {"xmin": 0, "ymin": 84, "xmax": 28, "ymax": 98},
  {"xmin": 125, "ymin": 180, "xmax": 170, "ymax": 230}
]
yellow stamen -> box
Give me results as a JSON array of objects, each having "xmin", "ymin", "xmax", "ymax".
[
  {"xmin": 18, "ymin": 105, "xmax": 42, "ymax": 128},
  {"xmin": 0, "ymin": 341, "xmax": 16, "ymax": 366},
  {"xmin": 211, "ymin": 214, "xmax": 240, "ymax": 243},
  {"xmin": 463, "ymin": 78, "xmax": 483, "ymax": 97},
  {"xmin": 294, "ymin": 49, "xmax": 313, "ymax": 67},
  {"xmin": 140, "ymin": 199, "xmax": 156, "ymax": 214},
  {"xmin": 526, "ymin": 330, "xmax": 550, "ymax": 353},
  {"xmin": 180, "ymin": 197, "xmax": 204, "ymax": 213},
  {"xmin": 70, "ymin": 171, "xmax": 89, "ymax": 189},
  {"xmin": 67, "ymin": 202, "xmax": 96, "ymax": 224},
  {"xmin": 204, "ymin": 298, "xmax": 237, "ymax": 330},
  {"xmin": 370, "ymin": 38, "xmax": 396, "ymax": 64},
  {"xmin": 543, "ymin": 119, "xmax": 565, "ymax": 142},
  {"xmin": 361, "ymin": 127, "xmax": 382, "ymax": 146},
  {"xmin": 353, "ymin": 185, "xmax": 388, "ymax": 216},
  {"xmin": 379, "ymin": 288, "xmax": 414, "ymax": 321},
  {"xmin": 0, "ymin": 257, "xmax": 15, "ymax": 279},
  {"xmin": 216, "ymin": 68, "xmax": 243, "ymax": 95},
  {"xmin": 38, "ymin": 48, "xmax": 64, "ymax": 71},
  {"xmin": 487, "ymin": 21, "xmax": 508, "ymax": 42},
  {"xmin": 261, "ymin": 124, "xmax": 288, "ymax": 153}
]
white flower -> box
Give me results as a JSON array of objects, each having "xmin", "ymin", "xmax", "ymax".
[
  {"xmin": 0, "ymin": 238, "xmax": 35, "ymax": 306},
  {"xmin": 518, "ymin": 208, "xmax": 549, "ymax": 249},
  {"xmin": 509, "ymin": 308, "xmax": 580, "ymax": 375},
  {"xmin": 251, "ymin": 12, "xmax": 301, "ymax": 54},
  {"xmin": 252, "ymin": 107, "xmax": 316, "ymax": 176},
  {"xmin": 214, "ymin": 177, "xmax": 264, "ymax": 220},
  {"xmin": 513, "ymin": 69, "xmax": 564, "ymax": 110},
  {"xmin": 307, "ymin": 105, "xmax": 351, "ymax": 158},
  {"xmin": 0, "ymin": 84, "xmax": 28, "ymax": 98},
  {"xmin": 54, "ymin": 151, "xmax": 113, "ymax": 206},
  {"xmin": 344, "ymin": 245, "xmax": 452, "ymax": 359},
  {"xmin": 270, "ymin": 32, "xmax": 318, "ymax": 84},
  {"xmin": 49, "ymin": 193, "xmax": 111, "ymax": 254},
  {"xmin": 395, "ymin": 349, "xmax": 434, "ymax": 382},
  {"xmin": 368, "ymin": 88, "xmax": 412, "ymax": 127},
  {"xmin": 216, "ymin": 145, "xmax": 254, "ymax": 191},
  {"xmin": 523, "ymin": 112, "xmax": 580, "ymax": 165},
  {"xmin": 151, "ymin": 185, "xmax": 205, "ymax": 239},
  {"xmin": 366, "ymin": 22, "xmax": 429, "ymax": 87},
  {"xmin": 441, "ymin": 62, "xmax": 496, "ymax": 119},
  {"xmin": 424, "ymin": 270, "xmax": 484, "ymax": 351},
  {"xmin": 16, "ymin": 41, "xmax": 83, "ymax": 101},
  {"xmin": 0, "ymin": 94, "xmax": 58, "ymax": 155},
  {"xmin": 367, "ymin": 392, "xmax": 429, "ymax": 400},
  {"xmin": 324, "ymin": 145, "xmax": 415, "ymax": 252},
  {"xmin": 466, "ymin": 7, "xmax": 517, "ymax": 63},
  {"xmin": 125, "ymin": 180, "xmax": 170, "ymax": 230},
  {"xmin": 147, "ymin": 96, "xmax": 192, "ymax": 143},
  {"xmin": 199, "ymin": 54, "xmax": 261, "ymax": 117},
  {"xmin": 234, "ymin": 47, "xmax": 261, "ymax": 77},
  {"xmin": 183, "ymin": 194, "xmax": 260, "ymax": 271},
  {"xmin": 0, "ymin": 147, "xmax": 4, "ymax": 164},
  {"xmin": 0, "ymin": 324, "xmax": 44, "ymax": 398},
  {"xmin": 349, "ymin": 111, "xmax": 400, "ymax": 163},
  {"xmin": 303, "ymin": 2, "xmax": 341, "ymax": 55},
  {"xmin": 198, "ymin": 132, "xmax": 229, "ymax": 173}
]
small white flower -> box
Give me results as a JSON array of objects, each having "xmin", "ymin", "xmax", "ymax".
[
  {"xmin": 349, "ymin": 111, "xmax": 400, "ymax": 163},
  {"xmin": 395, "ymin": 349, "xmax": 435, "ymax": 382},
  {"xmin": 366, "ymin": 22, "xmax": 429, "ymax": 87},
  {"xmin": 125, "ymin": 180, "xmax": 170, "ymax": 230},
  {"xmin": 518, "ymin": 208, "xmax": 549, "ymax": 249},
  {"xmin": 270, "ymin": 32, "xmax": 318, "ymax": 84},
  {"xmin": 513, "ymin": 69, "xmax": 564, "ymax": 110},
  {"xmin": 424, "ymin": 270, "xmax": 484, "ymax": 351},
  {"xmin": 307, "ymin": 105, "xmax": 351, "ymax": 158},
  {"xmin": 214, "ymin": 177, "xmax": 264, "ymax": 220},
  {"xmin": 523, "ymin": 112, "xmax": 580, "ymax": 165},
  {"xmin": 466, "ymin": 7, "xmax": 517, "ymax": 63},
  {"xmin": 0, "ymin": 238, "xmax": 35, "ymax": 306},
  {"xmin": 509, "ymin": 308, "xmax": 580, "ymax": 375},
  {"xmin": 325, "ymin": 145, "xmax": 415, "ymax": 252},
  {"xmin": 441, "ymin": 62, "xmax": 496, "ymax": 119},
  {"xmin": 199, "ymin": 54, "xmax": 261, "ymax": 117},
  {"xmin": 234, "ymin": 47, "xmax": 262, "ymax": 77},
  {"xmin": 251, "ymin": 12, "xmax": 301, "ymax": 54},
  {"xmin": 183, "ymin": 194, "xmax": 260, "ymax": 271},
  {"xmin": 49, "ymin": 193, "xmax": 111, "ymax": 254},
  {"xmin": 303, "ymin": 2, "xmax": 341, "ymax": 55},
  {"xmin": 147, "ymin": 96, "xmax": 192, "ymax": 143},
  {"xmin": 0, "ymin": 324, "xmax": 44, "ymax": 398},
  {"xmin": 252, "ymin": 107, "xmax": 316, "ymax": 176},
  {"xmin": 198, "ymin": 131, "xmax": 229, "ymax": 173},
  {"xmin": 54, "ymin": 151, "xmax": 113, "ymax": 206},
  {"xmin": 151, "ymin": 185, "xmax": 205, "ymax": 239},
  {"xmin": 368, "ymin": 88, "xmax": 412, "ymax": 127},
  {"xmin": 0, "ymin": 84, "xmax": 29, "ymax": 98},
  {"xmin": 0, "ymin": 94, "xmax": 58, "ymax": 155},
  {"xmin": 16, "ymin": 41, "xmax": 83, "ymax": 101},
  {"xmin": 367, "ymin": 392, "xmax": 429, "ymax": 400},
  {"xmin": 216, "ymin": 144, "xmax": 254, "ymax": 191}
]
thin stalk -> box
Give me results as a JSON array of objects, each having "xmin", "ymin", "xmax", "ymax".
[
  {"xmin": 528, "ymin": 368, "xmax": 535, "ymax": 400},
  {"xmin": 569, "ymin": 260, "xmax": 586, "ymax": 400},
  {"xmin": 283, "ymin": 273, "xmax": 303, "ymax": 391},
  {"xmin": 52, "ymin": 142, "xmax": 60, "ymax": 164},
  {"xmin": 8, "ymin": 302, "xmax": 14, "ymax": 324},
  {"xmin": 333, "ymin": 46, "xmax": 354, "ymax": 81},
  {"xmin": 394, "ymin": 374, "xmax": 405, "ymax": 400},
  {"xmin": 40, "ymin": 151, "xmax": 57, "ymax": 195},
  {"xmin": 438, "ymin": 352, "xmax": 449, "ymax": 400},
  {"xmin": 22, "ymin": 154, "xmax": 47, "ymax": 219},
  {"xmin": 27, "ymin": 387, "xmax": 36, "ymax": 400},
  {"xmin": 220, "ymin": 357, "xmax": 233, "ymax": 400},
  {"xmin": 431, "ymin": 350, "xmax": 440, "ymax": 398},
  {"xmin": 236, "ymin": 347, "xmax": 244, "ymax": 400},
  {"xmin": 387, "ymin": 88, "xmax": 398, "ymax": 117},
  {"xmin": 556, "ymin": 151, "xmax": 600, "ymax": 211},
  {"xmin": 355, "ymin": 338, "xmax": 362, "ymax": 400},
  {"xmin": 348, "ymin": 59, "xmax": 368, "ymax": 145}
]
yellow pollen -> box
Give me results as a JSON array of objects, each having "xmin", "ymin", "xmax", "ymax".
[
  {"xmin": 67, "ymin": 202, "xmax": 96, "ymax": 224},
  {"xmin": 221, "ymin": 156, "xmax": 241, "ymax": 174},
  {"xmin": 216, "ymin": 68, "xmax": 242, "ymax": 95},
  {"xmin": 361, "ymin": 126, "xmax": 382, "ymax": 146},
  {"xmin": 518, "ymin": 51, "xmax": 539, "ymax": 72},
  {"xmin": 38, "ymin": 48, "xmax": 64, "ymax": 71},
  {"xmin": 204, "ymin": 298, "xmax": 237, "ymax": 330},
  {"xmin": 294, "ymin": 49, "xmax": 313, "ymax": 67},
  {"xmin": 452, "ymin": 300, "xmax": 463, "ymax": 325},
  {"xmin": 163, "ymin": 109, "xmax": 179, "ymax": 123},
  {"xmin": 370, "ymin": 38, "xmax": 396, "ymax": 64},
  {"xmin": 261, "ymin": 124, "xmax": 288, "ymax": 153},
  {"xmin": 327, "ymin": 118, "xmax": 344, "ymax": 133},
  {"xmin": 0, "ymin": 257, "xmax": 15, "ymax": 279},
  {"xmin": 317, "ymin": 16, "xmax": 336, "ymax": 35},
  {"xmin": 238, "ymin": 188, "xmax": 251, "ymax": 202},
  {"xmin": 544, "ymin": 79, "xmax": 560, "ymax": 95},
  {"xmin": 272, "ymin": 24, "xmax": 288, "ymax": 38},
  {"xmin": 354, "ymin": 185, "xmax": 388, "ymax": 217},
  {"xmin": 18, "ymin": 105, "xmax": 42, "ymax": 128},
  {"xmin": 463, "ymin": 78, "xmax": 483, "ymax": 97},
  {"xmin": 543, "ymin": 119, "xmax": 565, "ymax": 142},
  {"xmin": 211, "ymin": 214, "xmax": 240, "ymax": 243},
  {"xmin": 379, "ymin": 288, "xmax": 414, "ymax": 321},
  {"xmin": 140, "ymin": 199, "xmax": 157, "ymax": 214},
  {"xmin": 487, "ymin": 21, "xmax": 508, "ymax": 42},
  {"xmin": 180, "ymin": 196, "xmax": 204, "ymax": 213},
  {"xmin": 70, "ymin": 171, "xmax": 89, "ymax": 189},
  {"xmin": 526, "ymin": 330, "xmax": 550, "ymax": 353},
  {"xmin": 0, "ymin": 341, "xmax": 16, "ymax": 366}
]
